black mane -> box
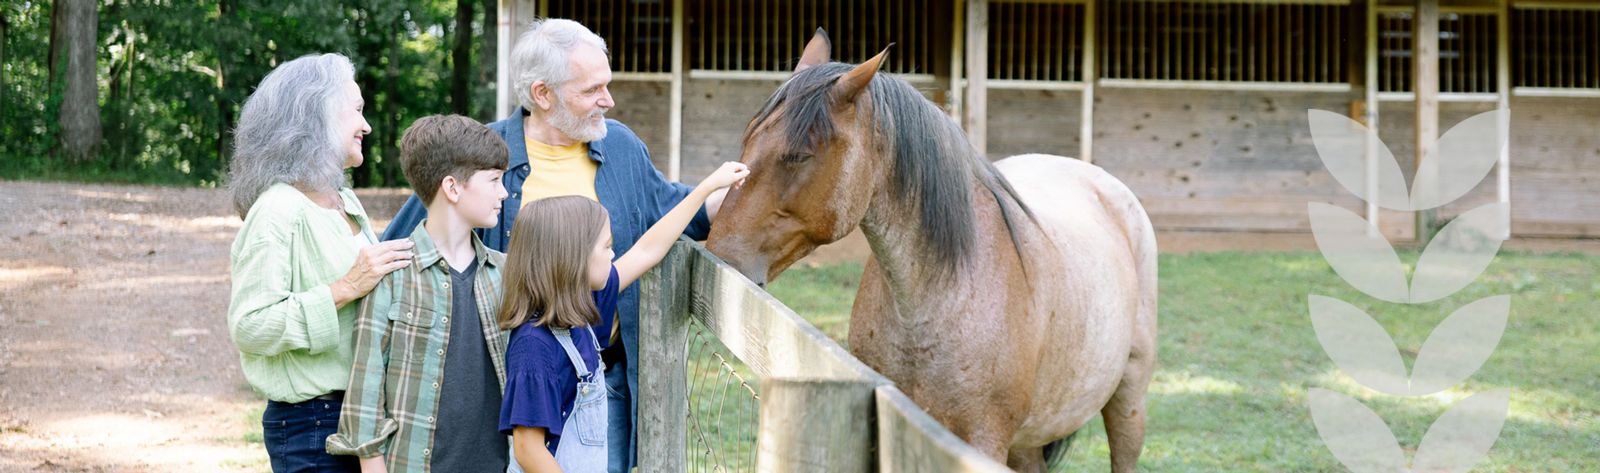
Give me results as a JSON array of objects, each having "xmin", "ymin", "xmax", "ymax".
[{"xmin": 745, "ymin": 62, "xmax": 1034, "ymax": 275}]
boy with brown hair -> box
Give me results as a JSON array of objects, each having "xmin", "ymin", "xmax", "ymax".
[{"xmin": 327, "ymin": 115, "xmax": 513, "ymax": 473}]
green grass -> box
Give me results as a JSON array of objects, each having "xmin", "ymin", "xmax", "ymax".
[
  {"xmin": 242, "ymin": 405, "xmax": 265, "ymax": 445},
  {"xmin": 754, "ymin": 251, "xmax": 1599, "ymax": 472}
]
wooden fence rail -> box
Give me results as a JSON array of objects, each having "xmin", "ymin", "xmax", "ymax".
[{"xmin": 640, "ymin": 239, "xmax": 1011, "ymax": 472}]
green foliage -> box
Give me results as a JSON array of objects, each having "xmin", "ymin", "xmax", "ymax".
[
  {"xmin": 1, "ymin": 1, "xmax": 57, "ymax": 167},
  {"xmin": 1, "ymin": 0, "xmax": 497, "ymax": 187},
  {"xmin": 768, "ymin": 252, "xmax": 1599, "ymax": 472}
]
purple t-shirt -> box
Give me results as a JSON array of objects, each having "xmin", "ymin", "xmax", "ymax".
[{"xmin": 500, "ymin": 265, "xmax": 619, "ymax": 454}]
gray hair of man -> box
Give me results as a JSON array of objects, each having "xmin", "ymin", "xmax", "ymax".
[
  {"xmin": 228, "ymin": 53, "xmax": 358, "ymax": 218},
  {"xmin": 511, "ymin": 18, "xmax": 609, "ymax": 113}
]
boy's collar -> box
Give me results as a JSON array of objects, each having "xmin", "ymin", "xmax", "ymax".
[{"xmin": 407, "ymin": 220, "xmax": 498, "ymax": 270}]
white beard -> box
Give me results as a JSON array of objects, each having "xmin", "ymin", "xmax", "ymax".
[{"xmin": 550, "ymin": 98, "xmax": 609, "ymax": 143}]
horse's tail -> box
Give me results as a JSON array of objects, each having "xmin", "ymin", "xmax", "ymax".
[{"xmin": 1042, "ymin": 430, "xmax": 1078, "ymax": 469}]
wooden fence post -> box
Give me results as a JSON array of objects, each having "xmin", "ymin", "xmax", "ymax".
[
  {"xmin": 638, "ymin": 240, "xmax": 692, "ymax": 472},
  {"xmin": 756, "ymin": 378, "xmax": 881, "ymax": 473}
]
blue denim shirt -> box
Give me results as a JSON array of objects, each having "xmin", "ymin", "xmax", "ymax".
[{"xmin": 380, "ymin": 108, "xmax": 710, "ymax": 378}]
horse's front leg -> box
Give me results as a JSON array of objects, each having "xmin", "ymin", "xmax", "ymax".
[{"xmin": 1005, "ymin": 445, "xmax": 1047, "ymax": 473}]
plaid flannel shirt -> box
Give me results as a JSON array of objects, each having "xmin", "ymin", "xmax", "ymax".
[{"xmin": 326, "ymin": 221, "xmax": 508, "ymax": 471}]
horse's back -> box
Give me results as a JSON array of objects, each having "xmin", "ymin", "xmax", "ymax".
[{"xmin": 993, "ymin": 153, "xmax": 1159, "ymax": 447}]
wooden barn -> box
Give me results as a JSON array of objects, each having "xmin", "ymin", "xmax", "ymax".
[{"xmin": 494, "ymin": 0, "xmax": 1600, "ymax": 239}]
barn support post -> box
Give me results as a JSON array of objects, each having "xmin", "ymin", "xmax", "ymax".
[
  {"xmin": 1365, "ymin": 0, "xmax": 1382, "ymax": 237},
  {"xmin": 964, "ymin": 0, "xmax": 988, "ymax": 155},
  {"xmin": 496, "ymin": 0, "xmax": 539, "ymax": 118},
  {"xmin": 1080, "ymin": 0, "xmax": 1095, "ymax": 164},
  {"xmin": 669, "ymin": 0, "xmax": 685, "ymax": 181},
  {"xmin": 1495, "ymin": 0, "xmax": 1511, "ymax": 239},
  {"xmin": 755, "ymin": 378, "xmax": 881, "ymax": 472},
  {"xmin": 638, "ymin": 241, "xmax": 691, "ymax": 472},
  {"xmin": 1414, "ymin": 0, "xmax": 1440, "ymax": 245},
  {"xmin": 950, "ymin": 0, "xmax": 965, "ymax": 122}
]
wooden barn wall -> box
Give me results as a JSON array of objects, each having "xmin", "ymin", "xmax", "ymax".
[
  {"xmin": 682, "ymin": 79, "xmax": 787, "ymax": 180},
  {"xmin": 1073, "ymin": 88, "xmax": 1390, "ymax": 234},
  {"xmin": 609, "ymin": 80, "xmax": 1598, "ymax": 238},
  {"xmin": 1501, "ymin": 97, "xmax": 1600, "ymax": 237},
  {"xmin": 606, "ymin": 81, "xmax": 673, "ymax": 173},
  {"xmin": 987, "ymin": 89, "xmax": 1085, "ymax": 160}
]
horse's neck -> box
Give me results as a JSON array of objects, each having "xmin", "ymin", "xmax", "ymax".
[{"xmin": 858, "ymin": 175, "xmax": 1018, "ymax": 323}]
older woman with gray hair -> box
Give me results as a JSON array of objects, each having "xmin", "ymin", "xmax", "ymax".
[{"xmin": 226, "ymin": 53, "xmax": 413, "ymax": 473}]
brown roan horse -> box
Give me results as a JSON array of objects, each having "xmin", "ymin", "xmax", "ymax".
[{"xmin": 705, "ymin": 31, "xmax": 1158, "ymax": 472}]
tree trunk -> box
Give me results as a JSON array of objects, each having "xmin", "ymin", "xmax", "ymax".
[
  {"xmin": 47, "ymin": 1, "xmax": 60, "ymax": 87},
  {"xmin": 451, "ymin": 0, "xmax": 473, "ymax": 116},
  {"xmin": 1, "ymin": 11, "xmax": 9, "ymax": 126},
  {"xmin": 479, "ymin": 0, "xmax": 496, "ymax": 121},
  {"xmin": 216, "ymin": 0, "xmax": 234, "ymax": 169},
  {"xmin": 57, "ymin": 0, "xmax": 101, "ymax": 163},
  {"xmin": 355, "ymin": 7, "xmax": 382, "ymax": 188},
  {"xmin": 380, "ymin": 18, "xmax": 402, "ymax": 186}
]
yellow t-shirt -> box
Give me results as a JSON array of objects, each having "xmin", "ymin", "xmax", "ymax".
[{"xmin": 522, "ymin": 138, "xmax": 599, "ymax": 204}]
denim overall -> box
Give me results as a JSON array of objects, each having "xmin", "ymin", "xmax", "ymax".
[{"xmin": 509, "ymin": 326, "xmax": 608, "ymax": 473}]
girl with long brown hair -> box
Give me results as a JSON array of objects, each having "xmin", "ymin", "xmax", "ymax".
[{"xmin": 497, "ymin": 162, "xmax": 747, "ymax": 473}]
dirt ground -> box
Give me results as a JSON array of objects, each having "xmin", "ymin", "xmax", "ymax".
[{"xmin": 1, "ymin": 180, "xmax": 1595, "ymax": 472}]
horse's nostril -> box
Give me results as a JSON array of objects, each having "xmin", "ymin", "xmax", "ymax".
[{"xmin": 756, "ymin": 282, "xmax": 766, "ymax": 289}]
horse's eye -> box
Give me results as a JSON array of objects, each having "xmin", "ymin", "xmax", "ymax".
[{"xmin": 781, "ymin": 153, "xmax": 813, "ymax": 164}]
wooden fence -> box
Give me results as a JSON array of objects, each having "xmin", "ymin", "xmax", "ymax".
[{"xmin": 639, "ymin": 239, "xmax": 1012, "ymax": 472}]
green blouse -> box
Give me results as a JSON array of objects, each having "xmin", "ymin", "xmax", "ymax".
[{"xmin": 227, "ymin": 183, "xmax": 375, "ymax": 403}]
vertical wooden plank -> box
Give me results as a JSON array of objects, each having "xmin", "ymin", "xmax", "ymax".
[
  {"xmin": 1081, "ymin": 0, "xmax": 1095, "ymax": 164},
  {"xmin": 965, "ymin": 0, "xmax": 987, "ymax": 154},
  {"xmin": 1496, "ymin": 0, "xmax": 1511, "ymax": 239},
  {"xmin": 1208, "ymin": 2, "xmax": 1216, "ymax": 81},
  {"xmin": 756, "ymin": 378, "xmax": 880, "ymax": 472},
  {"xmin": 1557, "ymin": 5, "xmax": 1565, "ymax": 88},
  {"xmin": 1447, "ymin": 13, "xmax": 1452, "ymax": 92},
  {"xmin": 1065, "ymin": 3, "xmax": 1074, "ymax": 81},
  {"xmin": 1007, "ymin": 2, "xmax": 1016, "ymax": 81},
  {"xmin": 1466, "ymin": 14, "xmax": 1475, "ymax": 93},
  {"xmin": 1316, "ymin": 4, "xmax": 1324, "ymax": 83},
  {"xmin": 951, "ymin": 0, "xmax": 965, "ymax": 121},
  {"xmin": 1272, "ymin": 3, "xmax": 1280, "ymax": 83},
  {"xmin": 496, "ymin": 0, "xmax": 513, "ymax": 119},
  {"xmin": 1366, "ymin": 0, "xmax": 1381, "ymax": 236},
  {"xmin": 669, "ymin": 0, "xmax": 684, "ymax": 181},
  {"xmin": 657, "ymin": 0, "xmax": 665, "ymax": 74},
  {"xmin": 1540, "ymin": 9, "xmax": 1547, "ymax": 87},
  {"xmin": 734, "ymin": 0, "xmax": 743, "ymax": 71},
  {"xmin": 1335, "ymin": 2, "xmax": 1342, "ymax": 82},
  {"xmin": 1037, "ymin": 3, "xmax": 1047, "ymax": 82},
  {"xmin": 693, "ymin": 0, "xmax": 702, "ymax": 72},
  {"xmin": 637, "ymin": 241, "xmax": 692, "ymax": 473},
  {"xmin": 1246, "ymin": 2, "xmax": 1254, "ymax": 82},
  {"xmin": 1415, "ymin": 0, "xmax": 1439, "ymax": 244},
  {"xmin": 1002, "ymin": 3, "xmax": 1011, "ymax": 80}
]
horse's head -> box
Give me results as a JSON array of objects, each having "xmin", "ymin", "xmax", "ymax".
[{"xmin": 707, "ymin": 30, "xmax": 891, "ymax": 285}]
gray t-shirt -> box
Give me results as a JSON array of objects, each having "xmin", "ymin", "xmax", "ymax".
[{"xmin": 429, "ymin": 260, "xmax": 509, "ymax": 472}]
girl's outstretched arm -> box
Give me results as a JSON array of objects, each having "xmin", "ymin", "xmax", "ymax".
[{"xmin": 614, "ymin": 162, "xmax": 748, "ymax": 290}]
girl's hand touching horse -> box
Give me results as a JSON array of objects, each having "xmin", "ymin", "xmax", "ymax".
[
  {"xmin": 698, "ymin": 162, "xmax": 750, "ymax": 192},
  {"xmin": 615, "ymin": 161, "xmax": 750, "ymax": 291}
]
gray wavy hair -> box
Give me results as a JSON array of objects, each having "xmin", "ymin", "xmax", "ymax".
[
  {"xmin": 228, "ymin": 53, "xmax": 357, "ymax": 218},
  {"xmin": 512, "ymin": 18, "xmax": 608, "ymax": 113}
]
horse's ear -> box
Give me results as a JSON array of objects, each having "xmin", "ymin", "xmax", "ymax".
[
  {"xmin": 831, "ymin": 44, "xmax": 892, "ymax": 104},
  {"xmin": 794, "ymin": 28, "xmax": 831, "ymax": 75}
]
